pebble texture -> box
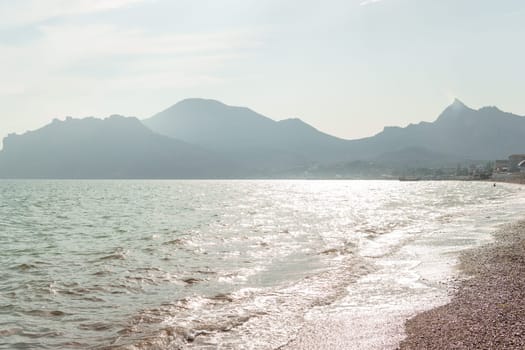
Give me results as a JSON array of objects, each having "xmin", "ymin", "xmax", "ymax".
[{"xmin": 399, "ymin": 221, "xmax": 525, "ymax": 350}]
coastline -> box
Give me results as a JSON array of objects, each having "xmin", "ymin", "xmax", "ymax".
[
  {"xmin": 283, "ymin": 183, "xmax": 525, "ymax": 350},
  {"xmin": 399, "ymin": 220, "xmax": 525, "ymax": 349}
]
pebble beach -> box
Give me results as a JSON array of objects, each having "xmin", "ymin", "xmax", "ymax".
[{"xmin": 399, "ymin": 221, "xmax": 525, "ymax": 349}]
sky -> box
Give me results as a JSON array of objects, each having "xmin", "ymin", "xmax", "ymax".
[{"xmin": 1, "ymin": 0, "xmax": 525, "ymax": 145}]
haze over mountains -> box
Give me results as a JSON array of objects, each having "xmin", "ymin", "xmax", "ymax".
[
  {"xmin": 1, "ymin": 98, "xmax": 524, "ymax": 179},
  {"xmin": 0, "ymin": 115, "xmax": 232, "ymax": 179},
  {"xmin": 143, "ymin": 99, "xmax": 352, "ymax": 172},
  {"xmin": 360, "ymin": 99, "xmax": 525, "ymax": 161}
]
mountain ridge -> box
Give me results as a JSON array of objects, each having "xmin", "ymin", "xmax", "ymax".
[
  {"xmin": 0, "ymin": 115, "xmax": 235, "ymax": 179},
  {"xmin": 1, "ymin": 98, "xmax": 524, "ymax": 178},
  {"xmin": 143, "ymin": 98, "xmax": 351, "ymax": 169}
]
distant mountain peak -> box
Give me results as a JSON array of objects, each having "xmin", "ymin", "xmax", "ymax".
[
  {"xmin": 452, "ymin": 98, "xmax": 468, "ymax": 108},
  {"xmin": 478, "ymin": 105, "xmax": 502, "ymax": 113},
  {"xmin": 157, "ymin": 98, "xmax": 264, "ymax": 122},
  {"xmin": 175, "ymin": 98, "xmax": 226, "ymax": 107},
  {"xmin": 435, "ymin": 98, "xmax": 474, "ymax": 123}
]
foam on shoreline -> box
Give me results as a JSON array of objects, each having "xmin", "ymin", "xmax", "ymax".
[
  {"xmin": 399, "ymin": 220, "xmax": 525, "ymax": 349},
  {"xmin": 283, "ymin": 209, "xmax": 523, "ymax": 350},
  {"xmin": 283, "ymin": 229, "xmax": 487, "ymax": 349}
]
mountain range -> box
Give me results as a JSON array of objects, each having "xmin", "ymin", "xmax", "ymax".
[
  {"xmin": 0, "ymin": 115, "xmax": 232, "ymax": 179},
  {"xmin": 1, "ymin": 98, "xmax": 524, "ymax": 178}
]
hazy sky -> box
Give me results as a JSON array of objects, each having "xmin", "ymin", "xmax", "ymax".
[{"xmin": 1, "ymin": 0, "xmax": 524, "ymax": 144}]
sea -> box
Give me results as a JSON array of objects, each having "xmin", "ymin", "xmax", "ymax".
[{"xmin": 0, "ymin": 180, "xmax": 524, "ymax": 349}]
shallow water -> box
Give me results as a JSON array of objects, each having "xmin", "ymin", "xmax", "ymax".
[{"xmin": 0, "ymin": 180, "xmax": 523, "ymax": 349}]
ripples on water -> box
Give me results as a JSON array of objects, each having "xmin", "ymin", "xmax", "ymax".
[{"xmin": 0, "ymin": 180, "xmax": 524, "ymax": 349}]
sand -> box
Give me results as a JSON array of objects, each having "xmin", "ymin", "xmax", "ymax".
[{"xmin": 399, "ymin": 221, "xmax": 525, "ymax": 349}]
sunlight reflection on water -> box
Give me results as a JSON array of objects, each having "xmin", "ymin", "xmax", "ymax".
[{"xmin": 0, "ymin": 180, "xmax": 523, "ymax": 349}]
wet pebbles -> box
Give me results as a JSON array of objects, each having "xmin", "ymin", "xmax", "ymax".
[{"xmin": 399, "ymin": 221, "xmax": 525, "ymax": 349}]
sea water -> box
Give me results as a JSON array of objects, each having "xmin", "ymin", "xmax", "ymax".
[{"xmin": 0, "ymin": 180, "xmax": 524, "ymax": 349}]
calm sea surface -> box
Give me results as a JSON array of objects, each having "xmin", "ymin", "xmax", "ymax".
[{"xmin": 0, "ymin": 180, "xmax": 524, "ymax": 349}]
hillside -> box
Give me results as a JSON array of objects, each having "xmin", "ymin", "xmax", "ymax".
[
  {"xmin": 1, "ymin": 98, "xmax": 524, "ymax": 179},
  {"xmin": 144, "ymin": 98, "xmax": 525, "ymax": 171},
  {"xmin": 143, "ymin": 98, "xmax": 353, "ymax": 170},
  {"xmin": 354, "ymin": 99, "xmax": 525, "ymax": 161},
  {"xmin": 0, "ymin": 115, "xmax": 232, "ymax": 179}
]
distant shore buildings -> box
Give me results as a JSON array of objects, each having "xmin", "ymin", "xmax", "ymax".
[
  {"xmin": 494, "ymin": 159, "xmax": 510, "ymax": 173},
  {"xmin": 492, "ymin": 154, "xmax": 525, "ymax": 182},
  {"xmin": 494, "ymin": 154, "xmax": 525, "ymax": 173},
  {"xmin": 509, "ymin": 154, "xmax": 525, "ymax": 172}
]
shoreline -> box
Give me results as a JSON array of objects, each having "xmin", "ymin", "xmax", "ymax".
[
  {"xmin": 399, "ymin": 220, "xmax": 525, "ymax": 349},
  {"xmin": 283, "ymin": 185, "xmax": 525, "ymax": 350}
]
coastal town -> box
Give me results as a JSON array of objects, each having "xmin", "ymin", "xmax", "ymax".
[
  {"xmin": 393, "ymin": 154, "xmax": 525, "ymax": 182},
  {"xmin": 425, "ymin": 153, "xmax": 525, "ymax": 182},
  {"xmin": 290, "ymin": 154, "xmax": 525, "ymax": 182},
  {"xmin": 491, "ymin": 154, "xmax": 525, "ymax": 182}
]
